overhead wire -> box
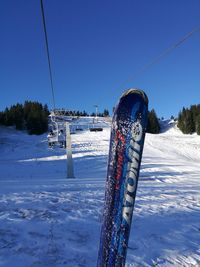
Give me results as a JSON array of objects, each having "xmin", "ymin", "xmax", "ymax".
[
  {"xmin": 119, "ymin": 24, "xmax": 200, "ymax": 90},
  {"xmin": 40, "ymin": 0, "xmax": 56, "ymax": 111},
  {"xmin": 39, "ymin": 0, "xmax": 200, "ymax": 107}
]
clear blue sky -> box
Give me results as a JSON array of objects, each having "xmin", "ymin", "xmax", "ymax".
[{"xmin": 0, "ymin": 0, "xmax": 200, "ymax": 118}]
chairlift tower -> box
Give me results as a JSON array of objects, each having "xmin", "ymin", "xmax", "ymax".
[
  {"xmin": 47, "ymin": 110, "xmax": 75, "ymax": 178},
  {"xmin": 94, "ymin": 105, "xmax": 98, "ymax": 118},
  {"xmin": 66, "ymin": 122, "xmax": 75, "ymax": 178},
  {"xmin": 94, "ymin": 104, "xmax": 98, "ymax": 124}
]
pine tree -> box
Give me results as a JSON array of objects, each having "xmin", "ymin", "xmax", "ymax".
[
  {"xmin": 103, "ymin": 109, "xmax": 109, "ymax": 117},
  {"xmin": 0, "ymin": 112, "xmax": 4, "ymax": 124},
  {"xmin": 196, "ymin": 114, "xmax": 200, "ymax": 135},
  {"xmin": 14, "ymin": 103, "xmax": 24, "ymax": 130},
  {"xmin": 82, "ymin": 110, "xmax": 88, "ymax": 116},
  {"xmin": 178, "ymin": 107, "xmax": 196, "ymax": 134},
  {"xmin": 43, "ymin": 104, "xmax": 49, "ymax": 117},
  {"xmin": 185, "ymin": 109, "xmax": 195, "ymax": 134},
  {"xmin": 0, "ymin": 101, "xmax": 49, "ymax": 135},
  {"xmin": 4, "ymin": 107, "xmax": 15, "ymax": 126},
  {"xmin": 147, "ymin": 109, "xmax": 160, "ymax": 134}
]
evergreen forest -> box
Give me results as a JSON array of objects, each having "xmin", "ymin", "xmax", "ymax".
[
  {"xmin": 0, "ymin": 101, "xmax": 162, "ymax": 135},
  {"xmin": 0, "ymin": 101, "xmax": 49, "ymax": 135},
  {"xmin": 177, "ymin": 105, "xmax": 200, "ymax": 135},
  {"xmin": 146, "ymin": 109, "xmax": 160, "ymax": 134}
]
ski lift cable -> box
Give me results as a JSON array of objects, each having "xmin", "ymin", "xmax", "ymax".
[
  {"xmin": 40, "ymin": 0, "xmax": 56, "ymax": 111},
  {"xmin": 119, "ymin": 24, "xmax": 200, "ymax": 89}
]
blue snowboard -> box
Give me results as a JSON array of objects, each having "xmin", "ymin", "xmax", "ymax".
[{"xmin": 97, "ymin": 89, "xmax": 148, "ymax": 267}]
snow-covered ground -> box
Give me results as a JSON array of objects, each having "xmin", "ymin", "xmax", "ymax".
[{"xmin": 0, "ymin": 120, "xmax": 200, "ymax": 267}]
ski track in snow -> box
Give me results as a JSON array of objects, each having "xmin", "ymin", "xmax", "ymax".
[{"xmin": 0, "ymin": 120, "xmax": 200, "ymax": 267}]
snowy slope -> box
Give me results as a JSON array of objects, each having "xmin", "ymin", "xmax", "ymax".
[{"xmin": 0, "ymin": 121, "xmax": 200, "ymax": 267}]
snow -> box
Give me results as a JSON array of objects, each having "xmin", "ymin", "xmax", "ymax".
[{"xmin": 0, "ymin": 120, "xmax": 200, "ymax": 267}]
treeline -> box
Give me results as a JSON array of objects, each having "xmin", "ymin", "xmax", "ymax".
[
  {"xmin": 55, "ymin": 109, "xmax": 109, "ymax": 117},
  {"xmin": 0, "ymin": 101, "xmax": 161, "ymax": 135},
  {"xmin": 0, "ymin": 101, "xmax": 49, "ymax": 135},
  {"xmin": 60, "ymin": 108, "xmax": 160, "ymax": 133},
  {"xmin": 178, "ymin": 105, "xmax": 200, "ymax": 135},
  {"xmin": 146, "ymin": 109, "xmax": 160, "ymax": 134},
  {"xmin": 91, "ymin": 109, "xmax": 109, "ymax": 117},
  {"xmin": 54, "ymin": 109, "xmax": 88, "ymax": 117}
]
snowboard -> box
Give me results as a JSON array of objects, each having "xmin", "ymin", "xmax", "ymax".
[{"xmin": 97, "ymin": 88, "xmax": 148, "ymax": 267}]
